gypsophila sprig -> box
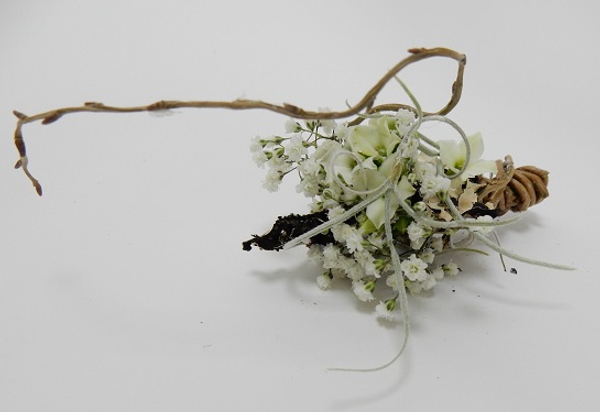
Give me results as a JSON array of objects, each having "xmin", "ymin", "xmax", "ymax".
[{"xmin": 12, "ymin": 48, "xmax": 574, "ymax": 371}]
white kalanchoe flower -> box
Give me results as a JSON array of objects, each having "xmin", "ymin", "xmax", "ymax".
[
  {"xmin": 438, "ymin": 132, "xmax": 497, "ymax": 180},
  {"xmin": 396, "ymin": 175, "xmax": 417, "ymax": 200},
  {"xmin": 400, "ymin": 254, "xmax": 429, "ymax": 282},
  {"xmin": 348, "ymin": 116, "xmax": 401, "ymax": 158}
]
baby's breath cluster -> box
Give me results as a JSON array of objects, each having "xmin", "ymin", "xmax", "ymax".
[{"xmin": 250, "ymin": 103, "xmax": 509, "ymax": 321}]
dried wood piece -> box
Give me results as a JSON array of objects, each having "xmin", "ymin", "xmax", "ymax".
[{"xmin": 476, "ymin": 155, "xmax": 549, "ymax": 216}]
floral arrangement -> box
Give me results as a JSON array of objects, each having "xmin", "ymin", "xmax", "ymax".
[{"xmin": 12, "ymin": 48, "xmax": 572, "ymax": 369}]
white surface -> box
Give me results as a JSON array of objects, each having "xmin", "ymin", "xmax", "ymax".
[{"xmin": 1, "ymin": 1, "xmax": 599, "ymax": 411}]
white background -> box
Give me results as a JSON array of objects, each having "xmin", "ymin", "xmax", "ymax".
[{"xmin": 1, "ymin": 1, "xmax": 599, "ymax": 411}]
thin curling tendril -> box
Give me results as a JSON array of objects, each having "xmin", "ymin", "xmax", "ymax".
[{"xmin": 12, "ymin": 47, "xmax": 466, "ymax": 196}]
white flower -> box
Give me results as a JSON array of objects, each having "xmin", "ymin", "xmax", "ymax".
[
  {"xmin": 333, "ymin": 123, "xmax": 351, "ymax": 140},
  {"xmin": 250, "ymin": 135, "xmax": 264, "ymax": 153},
  {"xmin": 407, "ymin": 222, "xmax": 431, "ymax": 249},
  {"xmin": 406, "ymin": 281, "xmax": 424, "ymax": 295},
  {"xmin": 318, "ymin": 107, "xmax": 336, "ymax": 135},
  {"xmin": 322, "ymin": 244, "xmax": 344, "ymax": 269},
  {"xmin": 438, "ymin": 132, "xmax": 497, "ymax": 180},
  {"xmin": 306, "ymin": 244, "xmax": 323, "ymax": 261},
  {"xmin": 414, "ymin": 160, "xmax": 437, "ymax": 180},
  {"xmin": 296, "ymin": 158, "xmax": 322, "ymax": 197},
  {"xmin": 286, "ymin": 134, "xmax": 307, "ymax": 162},
  {"xmin": 348, "ymin": 116, "xmax": 401, "ymax": 158},
  {"xmin": 430, "ymin": 267, "xmax": 445, "ymax": 280},
  {"xmin": 430, "ymin": 235, "xmax": 444, "ymax": 252},
  {"xmin": 399, "ymin": 135, "xmax": 420, "ymax": 159},
  {"xmin": 355, "ymin": 250, "xmax": 379, "ymax": 278},
  {"xmin": 331, "ymin": 224, "xmax": 364, "ymax": 253},
  {"xmin": 400, "ymin": 254, "xmax": 429, "ymax": 282},
  {"xmin": 367, "ymin": 232, "xmax": 385, "ymax": 249},
  {"xmin": 327, "ymin": 205, "xmax": 346, "ymax": 220},
  {"xmin": 266, "ymin": 150, "xmax": 286, "ymax": 171},
  {"xmin": 420, "ymin": 274, "xmax": 437, "ymax": 291},
  {"xmin": 352, "ymin": 280, "xmax": 375, "ymax": 302},
  {"xmin": 342, "ymin": 257, "xmax": 365, "ymax": 281},
  {"xmin": 316, "ymin": 272, "xmax": 333, "ymax": 290},
  {"xmin": 396, "ymin": 175, "xmax": 416, "ymax": 201},
  {"xmin": 470, "ymin": 215, "xmax": 494, "ymax": 235},
  {"xmin": 285, "ymin": 119, "xmax": 300, "ymax": 133},
  {"xmin": 298, "ymin": 157, "xmax": 321, "ymax": 176},
  {"xmin": 386, "ymin": 272, "xmax": 403, "ymax": 291},
  {"xmin": 375, "ymin": 300, "xmax": 398, "ymax": 321},
  {"xmin": 250, "ymin": 136, "xmax": 269, "ymax": 167},
  {"xmin": 395, "ymin": 108, "xmax": 417, "ymax": 136},
  {"xmin": 344, "ymin": 232, "xmax": 364, "ymax": 254},
  {"xmin": 296, "ymin": 174, "xmax": 320, "ymax": 197},
  {"xmin": 419, "ymin": 248, "xmax": 435, "ymax": 264},
  {"xmin": 420, "ymin": 172, "xmax": 451, "ymax": 199},
  {"xmin": 252, "ymin": 150, "xmax": 269, "ymax": 168},
  {"xmin": 262, "ymin": 168, "xmax": 282, "ymax": 192},
  {"xmin": 442, "ymin": 261, "xmax": 460, "ymax": 276}
]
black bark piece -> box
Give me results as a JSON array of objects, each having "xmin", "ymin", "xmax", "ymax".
[
  {"xmin": 242, "ymin": 211, "xmax": 334, "ymax": 251},
  {"xmin": 466, "ymin": 202, "xmax": 501, "ymax": 218}
]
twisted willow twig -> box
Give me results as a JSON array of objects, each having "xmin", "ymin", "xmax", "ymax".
[{"xmin": 12, "ymin": 47, "xmax": 466, "ymax": 195}]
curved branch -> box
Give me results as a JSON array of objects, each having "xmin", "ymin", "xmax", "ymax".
[{"xmin": 13, "ymin": 47, "xmax": 466, "ymax": 195}]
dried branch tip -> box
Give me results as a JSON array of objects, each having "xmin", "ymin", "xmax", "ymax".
[{"xmin": 477, "ymin": 156, "xmax": 550, "ymax": 215}]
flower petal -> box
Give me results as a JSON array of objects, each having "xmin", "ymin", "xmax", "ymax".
[
  {"xmin": 466, "ymin": 132, "xmax": 485, "ymax": 161},
  {"xmin": 438, "ymin": 139, "xmax": 462, "ymax": 170}
]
